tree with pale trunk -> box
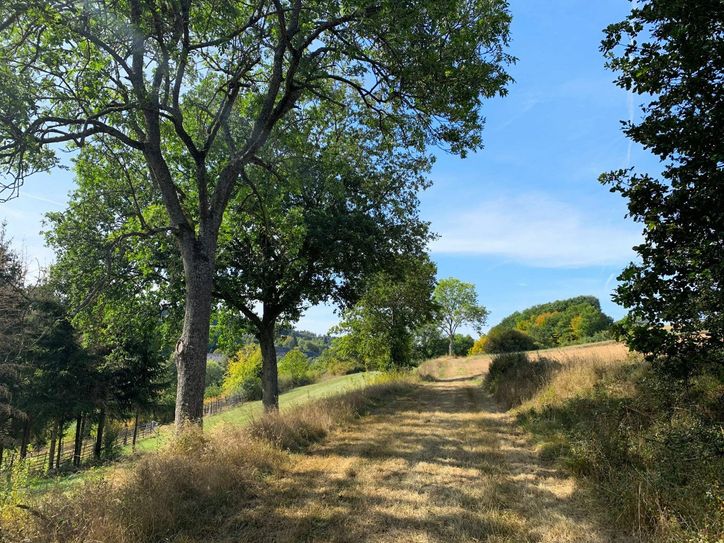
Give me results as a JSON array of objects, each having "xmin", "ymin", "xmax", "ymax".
[{"xmin": 433, "ymin": 277, "xmax": 488, "ymax": 357}]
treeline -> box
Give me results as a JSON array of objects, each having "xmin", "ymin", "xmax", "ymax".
[
  {"xmin": 0, "ymin": 227, "xmax": 171, "ymax": 471},
  {"xmin": 471, "ymin": 296, "xmax": 613, "ymax": 354}
]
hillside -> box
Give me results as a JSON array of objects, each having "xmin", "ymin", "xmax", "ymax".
[{"xmin": 486, "ymin": 296, "xmax": 614, "ymax": 348}]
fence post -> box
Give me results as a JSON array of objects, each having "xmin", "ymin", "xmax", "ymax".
[
  {"xmin": 132, "ymin": 411, "xmax": 139, "ymax": 451},
  {"xmin": 56, "ymin": 421, "xmax": 63, "ymax": 470}
]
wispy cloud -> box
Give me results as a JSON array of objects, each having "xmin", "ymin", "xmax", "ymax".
[
  {"xmin": 23, "ymin": 192, "xmax": 66, "ymax": 207},
  {"xmin": 429, "ymin": 193, "xmax": 641, "ymax": 268},
  {"xmin": 625, "ymin": 0, "xmax": 639, "ymax": 168}
]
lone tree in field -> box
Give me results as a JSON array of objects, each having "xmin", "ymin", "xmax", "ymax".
[
  {"xmin": 433, "ymin": 278, "xmax": 488, "ymax": 357},
  {"xmin": 600, "ymin": 0, "xmax": 723, "ymax": 378},
  {"xmin": 0, "ymin": 1, "xmax": 513, "ymax": 425},
  {"xmin": 334, "ymin": 256, "xmax": 438, "ymax": 369}
]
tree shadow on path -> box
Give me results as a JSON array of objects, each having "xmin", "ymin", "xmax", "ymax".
[{"xmin": 216, "ymin": 380, "xmax": 633, "ymax": 543}]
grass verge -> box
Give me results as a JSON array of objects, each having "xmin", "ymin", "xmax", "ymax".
[
  {"xmin": 0, "ymin": 373, "xmax": 414, "ymax": 543},
  {"xmin": 484, "ymin": 348, "xmax": 723, "ymax": 542}
]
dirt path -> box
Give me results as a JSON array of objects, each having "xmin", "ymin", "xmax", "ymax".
[{"xmin": 221, "ymin": 379, "xmax": 629, "ymax": 543}]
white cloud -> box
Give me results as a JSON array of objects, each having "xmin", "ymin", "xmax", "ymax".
[{"xmin": 429, "ymin": 193, "xmax": 641, "ymax": 268}]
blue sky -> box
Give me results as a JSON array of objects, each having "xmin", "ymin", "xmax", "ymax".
[{"xmin": 1, "ymin": 1, "xmax": 658, "ymax": 337}]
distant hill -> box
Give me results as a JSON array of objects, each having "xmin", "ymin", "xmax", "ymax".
[
  {"xmin": 276, "ymin": 328, "xmax": 332, "ymax": 359},
  {"xmin": 490, "ymin": 296, "xmax": 613, "ymax": 348}
]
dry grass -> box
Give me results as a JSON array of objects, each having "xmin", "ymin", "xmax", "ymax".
[
  {"xmin": 0, "ymin": 376, "xmax": 414, "ymax": 543},
  {"xmin": 418, "ymin": 340, "xmax": 629, "ymax": 381},
  {"xmin": 220, "ymin": 379, "xmax": 626, "ymax": 543},
  {"xmin": 518, "ymin": 341, "xmax": 634, "ymax": 411},
  {"xmin": 1, "ymin": 369, "xmax": 632, "ymax": 543},
  {"xmin": 509, "ymin": 345, "xmax": 723, "ymax": 542}
]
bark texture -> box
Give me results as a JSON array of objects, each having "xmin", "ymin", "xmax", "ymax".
[{"xmin": 259, "ymin": 322, "xmax": 279, "ymax": 412}]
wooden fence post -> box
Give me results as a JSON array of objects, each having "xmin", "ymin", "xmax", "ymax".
[
  {"xmin": 48, "ymin": 422, "xmax": 57, "ymax": 472},
  {"xmin": 132, "ymin": 411, "xmax": 139, "ymax": 451},
  {"xmin": 94, "ymin": 408, "xmax": 106, "ymax": 459},
  {"xmin": 73, "ymin": 413, "xmax": 83, "ymax": 467}
]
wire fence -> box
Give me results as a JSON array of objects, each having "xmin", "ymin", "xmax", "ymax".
[{"xmin": 0, "ymin": 393, "xmax": 248, "ymax": 477}]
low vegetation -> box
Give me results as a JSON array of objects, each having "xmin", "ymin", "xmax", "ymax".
[
  {"xmin": 482, "ymin": 344, "xmax": 723, "ymax": 542},
  {"xmin": 482, "ymin": 352, "xmax": 559, "ymax": 408},
  {"xmin": 0, "ymin": 374, "xmax": 414, "ymax": 543}
]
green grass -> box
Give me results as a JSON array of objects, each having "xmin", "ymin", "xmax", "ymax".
[{"xmin": 27, "ymin": 372, "xmax": 376, "ymax": 492}]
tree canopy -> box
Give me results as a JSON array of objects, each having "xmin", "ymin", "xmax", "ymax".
[
  {"xmin": 599, "ymin": 0, "xmax": 723, "ymax": 378},
  {"xmin": 433, "ymin": 278, "xmax": 488, "ymax": 356},
  {"xmin": 490, "ymin": 296, "xmax": 612, "ymax": 348},
  {"xmin": 333, "ymin": 256, "xmax": 438, "ymax": 370},
  {"xmin": 0, "ymin": 0, "xmax": 513, "ymax": 424}
]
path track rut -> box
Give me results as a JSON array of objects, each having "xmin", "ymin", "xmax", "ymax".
[{"xmin": 222, "ymin": 379, "xmax": 629, "ymax": 542}]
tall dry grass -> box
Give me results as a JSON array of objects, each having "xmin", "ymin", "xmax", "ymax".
[
  {"xmin": 488, "ymin": 343, "xmax": 723, "ymax": 543},
  {"xmin": 0, "ymin": 375, "xmax": 415, "ymax": 543}
]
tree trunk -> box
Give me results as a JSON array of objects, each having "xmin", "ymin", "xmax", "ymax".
[
  {"xmin": 448, "ymin": 335, "xmax": 454, "ymax": 357},
  {"xmin": 174, "ymin": 242, "xmax": 215, "ymax": 427},
  {"xmin": 56, "ymin": 419, "xmax": 63, "ymax": 469},
  {"xmin": 19, "ymin": 418, "xmax": 30, "ymax": 459},
  {"xmin": 73, "ymin": 413, "xmax": 83, "ymax": 467},
  {"xmin": 258, "ymin": 321, "xmax": 279, "ymax": 412},
  {"xmin": 132, "ymin": 411, "xmax": 139, "ymax": 450},
  {"xmin": 48, "ymin": 423, "xmax": 57, "ymax": 472},
  {"xmin": 94, "ymin": 408, "xmax": 106, "ymax": 459}
]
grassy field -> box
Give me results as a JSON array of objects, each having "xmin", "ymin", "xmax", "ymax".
[
  {"xmin": 8, "ymin": 373, "xmax": 631, "ymax": 543},
  {"xmin": 12, "ymin": 346, "xmax": 717, "ymax": 542},
  {"xmin": 26, "ymin": 372, "xmax": 376, "ymax": 491},
  {"xmin": 417, "ymin": 340, "xmax": 629, "ymax": 380},
  {"xmin": 129, "ymin": 372, "xmax": 375, "ymax": 453}
]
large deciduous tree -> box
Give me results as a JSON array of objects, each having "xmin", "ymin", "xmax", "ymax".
[
  {"xmin": 433, "ymin": 277, "xmax": 488, "ymax": 356},
  {"xmin": 0, "ymin": 0, "xmax": 513, "ymax": 425},
  {"xmin": 215, "ymin": 99, "xmax": 432, "ymax": 410},
  {"xmin": 600, "ymin": 0, "xmax": 723, "ymax": 378}
]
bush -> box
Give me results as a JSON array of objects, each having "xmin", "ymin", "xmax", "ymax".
[
  {"xmin": 482, "ymin": 328, "xmax": 538, "ymax": 354},
  {"xmin": 483, "ymin": 352, "xmax": 558, "ymax": 408},
  {"xmin": 222, "ymin": 345, "xmax": 262, "ymax": 401},
  {"xmin": 278, "ymin": 348, "xmax": 315, "ymax": 389}
]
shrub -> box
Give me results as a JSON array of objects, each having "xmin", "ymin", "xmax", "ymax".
[
  {"xmin": 483, "ymin": 328, "xmax": 538, "ymax": 354},
  {"xmin": 483, "ymin": 352, "xmax": 558, "ymax": 408},
  {"xmin": 469, "ymin": 335, "xmax": 486, "ymax": 355},
  {"xmin": 278, "ymin": 348, "xmax": 314, "ymax": 388},
  {"xmin": 221, "ymin": 345, "xmax": 262, "ymax": 401}
]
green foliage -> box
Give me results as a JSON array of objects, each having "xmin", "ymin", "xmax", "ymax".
[
  {"xmin": 483, "ymin": 353, "xmax": 559, "ymax": 408},
  {"xmin": 210, "ymin": 309, "xmax": 255, "ymax": 359},
  {"xmin": 413, "ymin": 325, "xmax": 475, "ymax": 359},
  {"xmin": 0, "ymin": 224, "xmax": 28, "ymax": 440},
  {"xmin": 492, "ymin": 296, "xmax": 612, "ymax": 348},
  {"xmin": 278, "ymin": 349, "xmax": 314, "ymax": 389},
  {"xmin": 599, "ymin": 0, "xmax": 724, "ymax": 379},
  {"xmin": 479, "ymin": 328, "xmax": 538, "ymax": 354},
  {"xmin": 221, "ymin": 346, "xmax": 262, "ymax": 401},
  {"xmin": 276, "ymin": 330, "xmax": 332, "ymax": 360},
  {"xmin": 204, "ymin": 359, "xmax": 226, "ymax": 398},
  {"xmin": 433, "ymin": 278, "xmax": 489, "ymax": 356},
  {"xmin": 314, "ymin": 340, "xmax": 366, "ymax": 376},
  {"xmin": 334, "ymin": 257, "xmax": 438, "ymax": 370}
]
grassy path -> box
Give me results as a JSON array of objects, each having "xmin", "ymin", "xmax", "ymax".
[{"xmin": 220, "ymin": 378, "xmax": 629, "ymax": 543}]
